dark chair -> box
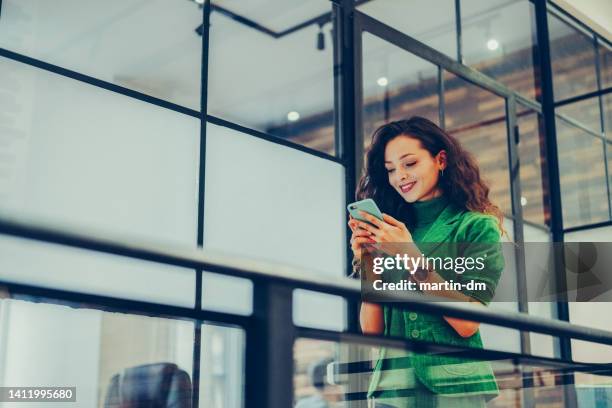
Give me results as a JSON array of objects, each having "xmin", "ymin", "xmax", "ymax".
[{"xmin": 104, "ymin": 362, "xmax": 192, "ymax": 408}]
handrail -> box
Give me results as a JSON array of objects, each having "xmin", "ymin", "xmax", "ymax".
[{"xmin": 1, "ymin": 214, "xmax": 612, "ymax": 348}]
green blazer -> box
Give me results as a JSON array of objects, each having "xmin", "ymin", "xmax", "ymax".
[{"xmin": 367, "ymin": 201, "xmax": 505, "ymax": 400}]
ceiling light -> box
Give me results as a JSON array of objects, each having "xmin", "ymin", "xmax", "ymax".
[
  {"xmin": 487, "ymin": 39, "xmax": 499, "ymax": 51},
  {"xmin": 377, "ymin": 77, "xmax": 388, "ymax": 87},
  {"xmin": 287, "ymin": 111, "xmax": 300, "ymax": 122},
  {"xmin": 520, "ymin": 196, "xmax": 527, "ymax": 206}
]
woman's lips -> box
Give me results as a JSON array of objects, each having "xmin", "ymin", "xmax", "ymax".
[{"xmin": 400, "ymin": 181, "xmax": 416, "ymax": 193}]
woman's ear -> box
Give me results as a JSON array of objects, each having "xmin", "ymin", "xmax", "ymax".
[{"xmin": 437, "ymin": 150, "xmax": 448, "ymax": 170}]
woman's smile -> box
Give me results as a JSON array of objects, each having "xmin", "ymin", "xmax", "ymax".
[{"xmin": 399, "ymin": 181, "xmax": 417, "ymax": 193}]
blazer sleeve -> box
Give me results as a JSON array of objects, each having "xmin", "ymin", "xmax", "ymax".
[{"xmin": 456, "ymin": 214, "xmax": 505, "ymax": 306}]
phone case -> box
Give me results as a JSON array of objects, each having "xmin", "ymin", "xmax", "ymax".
[{"xmin": 347, "ymin": 198, "xmax": 384, "ymax": 223}]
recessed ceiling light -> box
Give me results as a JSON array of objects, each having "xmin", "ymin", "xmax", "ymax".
[
  {"xmin": 287, "ymin": 111, "xmax": 300, "ymax": 122},
  {"xmin": 520, "ymin": 196, "xmax": 527, "ymax": 206},
  {"xmin": 487, "ymin": 39, "xmax": 499, "ymax": 51},
  {"xmin": 377, "ymin": 77, "xmax": 389, "ymax": 87}
]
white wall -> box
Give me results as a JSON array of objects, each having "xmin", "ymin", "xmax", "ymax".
[{"xmin": 557, "ymin": 0, "xmax": 612, "ymax": 37}]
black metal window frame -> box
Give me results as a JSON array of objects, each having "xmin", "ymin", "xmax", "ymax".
[{"xmin": 0, "ymin": 0, "xmax": 611, "ymax": 407}]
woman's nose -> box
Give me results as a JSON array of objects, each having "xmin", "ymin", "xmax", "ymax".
[{"xmin": 398, "ymin": 168, "xmax": 411, "ymax": 180}]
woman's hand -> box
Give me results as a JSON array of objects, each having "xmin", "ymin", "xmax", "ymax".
[
  {"xmin": 348, "ymin": 215, "xmax": 376, "ymax": 261},
  {"xmin": 351, "ymin": 211, "xmax": 413, "ymax": 244}
]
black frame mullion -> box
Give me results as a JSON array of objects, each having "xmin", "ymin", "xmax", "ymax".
[
  {"xmin": 454, "ymin": 0, "xmax": 463, "ymax": 64},
  {"xmin": 192, "ymin": 2, "xmax": 212, "ymax": 407},
  {"xmin": 332, "ymin": 0, "xmax": 361, "ymax": 339},
  {"xmin": 438, "ymin": 67, "xmax": 446, "ymax": 128},
  {"xmin": 534, "ymin": 1, "xmax": 577, "ymax": 408},
  {"xmin": 246, "ymin": 282, "xmax": 295, "ymax": 408},
  {"xmin": 594, "ymin": 36, "xmax": 612, "ymax": 220}
]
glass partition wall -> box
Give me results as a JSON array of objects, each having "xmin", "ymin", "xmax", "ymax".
[{"xmin": 0, "ymin": 0, "xmax": 611, "ymax": 407}]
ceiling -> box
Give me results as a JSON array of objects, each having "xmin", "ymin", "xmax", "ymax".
[{"xmin": 0, "ymin": 0, "xmax": 606, "ymax": 133}]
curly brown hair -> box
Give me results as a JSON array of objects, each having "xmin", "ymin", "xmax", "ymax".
[{"xmin": 356, "ymin": 116, "xmax": 509, "ymax": 239}]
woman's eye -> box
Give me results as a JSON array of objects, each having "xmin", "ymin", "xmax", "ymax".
[
  {"xmin": 386, "ymin": 168, "xmax": 395, "ymax": 174},
  {"xmin": 405, "ymin": 162, "xmax": 416, "ymax": 167}
]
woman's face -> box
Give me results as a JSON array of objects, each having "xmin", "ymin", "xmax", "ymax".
[{"xmin": 384, "ymin": 134, "xmax": 446, "ymax": 203}]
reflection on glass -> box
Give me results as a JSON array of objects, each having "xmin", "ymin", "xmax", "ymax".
[
  {"xmin": 293, "ymin": 336, "xmax": 587, "ymax": 407},
  {"xmin": 0, "ymin": 57, "xmax": 200, "ymax": 248},
  {"xmin": 517, "ymin": 106, "xmax": 549, "ymax": 227},
  {"xmin": 293, "ymin": 289, "xmax": 346, "ymax": 331},
  {"xmin": 566, "ymin": 226, "xmax": 612, "ymax": 368},
  {"xmin": 203, "ymin": 123, "xmax": 346, "ymax": 277},
  {"xmin": 207, "ymin": 1, "xmax": 335, "ymax": 155},
  {"xmin": 556, "ymin": 118, "xmax": 609, "ymax": 228},
  {"xmin": 201, "ymin": 271, "xmax": 253, "ymax": 316},
  {"xmin": 0, "ymin": 296, "xmax": 246, "ymax": 408},
  {"xmin": 0, "ymin": 234, "xmax": 196, "ymax": 308},
  {"xmin": 444, "ymin": 72, "xmax": 512, "ymax": 216},
  {"xmin": 461, "ymin": 0, "xmax": 537, "ymax": 100},
  {"xmin": 362, "ymin": 33, "xmax": 440, "ymax": 147},
  {"xmin": 556, "ymin": 97, "xmax": 603, "ymax": 134},
  {"xmin": 199, "ymin": 324, "xmax": 245, "ymax": 408},
  {"xmin": 357, "ymin": 0, "xmax": 457, "ymax": 59},
  {"xmin": 0, "ymin": 0, "xmax": 202, "ymax": 109},
  {"xmin": 548, "ymin": 12, "xmax": 598, "ymax": 102},
  {"xmin": 0, "ymin": 297, "xmax": 194, "ymax": 408}
]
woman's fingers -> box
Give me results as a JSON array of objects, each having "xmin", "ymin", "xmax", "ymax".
[
  {"xmin": 358, "ymin": 211, "xmax": 384, "ymax": 228},
  {"xmin": 353, "ymin": 220, "xmax": 380, "ymax": 237},
  {"xmin": 353, "ymin": 229, "xmax": 373, "ymax": 238},
  {"xmin": 353, "ymin": 236, "xmax": 376, "ymax": 247},
  {"xmin": 382, "ymin": 213, "xmax": 401, "ymax": 227}
]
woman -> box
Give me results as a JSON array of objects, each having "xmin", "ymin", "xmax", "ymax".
[{"xmin": 348, "ymin": 117, "xmax": 507, "ymax": 407}]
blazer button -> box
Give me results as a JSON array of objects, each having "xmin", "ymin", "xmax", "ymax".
[
  {"xmin": 411, "ymin": 329, "xmax": 420, "ymax": 338},
  {"xmin": 408, "ymin": 312, "xmax": 418, "ymax": 321}
]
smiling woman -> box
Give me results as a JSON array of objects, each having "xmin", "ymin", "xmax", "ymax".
[{"xmin": 348, "ymin": 116, "xmax": 507, "ymax": 407}]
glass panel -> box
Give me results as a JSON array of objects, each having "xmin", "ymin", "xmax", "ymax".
[
  {"xmin": 524, "ymin": 225, "xmax": 557, "ymax": 358},
  {"xmin": 203, "ymin": 122, "xmax": 346, "ymax": 277},
  {"xmin": 479, "ymin": 302, "xmax": 521, "ymax": 353},
  {"xmin": 207, "ymin": 1, "xmax": 335, "ymax": 155},
  {"xmin": 293, "ymin": 289, "xmax": 346, "ymax": 331},
  {"xmin": 517, "ymin": 106, "xmax": 550, "ymax": 227},
  {"xmin": 357, "ymin": 0, "xmax": 457, "ymax": 59},
  {"xmin": 0, "ymin": 0, "xmax": 202, "ymax": 109},
  {"xmin": 0, "ymin": 297, "xmax": 195, "ymax": 408},
  {"xmin": 362, "ymin": 32, "xmax": 440, "ymax": 147},
  {"xmin": 443, "ymin": 71, "xmax": 512, "ymax": 216},
  {"xmin": 294, "ymin": 336, "xmax": 583, "ymax": 407},
  {"xmin": 201, "ymin": 272, "xmax": 253, "ymax": 316},
  {"xmin": 0, "ymin": 57, "xmax": 200, "ymax": 247},
  {"xmin": 556, "ymin": 118, "xmax": 609, "ymax": 228},
  {"xmin": 199, "ymin": 324, "xmax": 245, "ymax": 408},
  {"xmin": 548, "ymin": 11, "xmax": 598, "ymax": 102},
  {"xmin": 461, "ymin": 0, "xmax": 537, "ymax": 100},
  {"xmin": 0, "ymin": 234, "xmax": 196, "ymax": 307},
  {"xmin": 556, "ymin": 97, "xmax": 603, "ymax": 134},
  {"xmin": 566, "ymin": 227, "xmax": 612, "ymax": 363}
]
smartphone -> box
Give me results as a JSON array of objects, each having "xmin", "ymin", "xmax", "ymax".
[{"xmin": 347, "ymin": 198, "xmax": 384, "ymax": 224}]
